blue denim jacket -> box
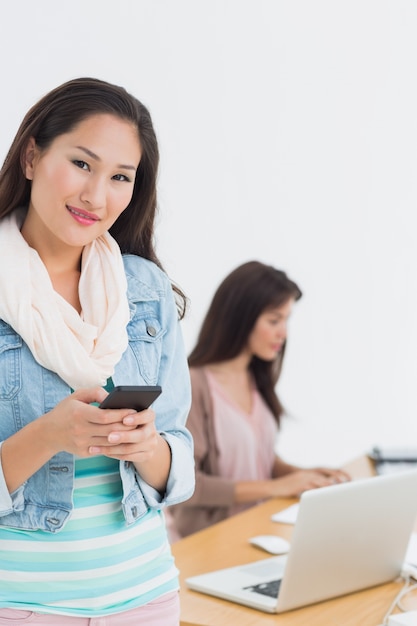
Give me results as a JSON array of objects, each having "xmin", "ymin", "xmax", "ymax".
[{"xmin": 0, "ymin": 255, "xmax": 194, "ymax": 532}]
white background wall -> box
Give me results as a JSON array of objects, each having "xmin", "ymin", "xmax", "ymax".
[{"xmin": 1, "ymin": 1, "xmax": 416, "ymax": 467}]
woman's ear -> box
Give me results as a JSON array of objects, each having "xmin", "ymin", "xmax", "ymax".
[{"xmin": 23, "ymin": 137, "xmax": 39, "ymax": 180}]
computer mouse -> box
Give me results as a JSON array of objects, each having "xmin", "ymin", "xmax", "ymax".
[{"xmin": 249, "ymin": 534, "xmax": 290, "ymax": 554}]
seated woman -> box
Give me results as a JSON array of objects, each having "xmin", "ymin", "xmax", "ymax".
[{"xmin": 169, "ymin": 260, "xmax": 349, "ymax": 539}]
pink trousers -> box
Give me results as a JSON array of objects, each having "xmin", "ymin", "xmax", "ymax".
[{"xmin": 0, "ymin": 591, "xmax": 180, "ymax": 625}]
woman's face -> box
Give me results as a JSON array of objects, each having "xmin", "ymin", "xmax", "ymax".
[
  {"xmin": 246, "ymin": 298, "xmax": 295, "ymax": 361},
  {"xmin": 21, "ymin": 113, "xmax": 142, "ymax": 253}
]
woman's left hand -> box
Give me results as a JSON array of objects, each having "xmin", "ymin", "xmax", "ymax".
[
  {"xmin": 89, "ymin": 407, "xmax": 171, "ymax": 493},
  {"xmin": 88, "ymin": 408, "xmax": 159, "ymax": 462},
  {"xmin": 309, "ymin": 466, "xmax": 351, "ymax": 484}
]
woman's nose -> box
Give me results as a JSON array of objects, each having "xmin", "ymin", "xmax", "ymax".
[
  {"xmin": 278, "ymin": 322, "xmax": 287, "ymax": 339},
  {"xmin": 80, "ymin": 176, "xmax": 106, "ymax": 208}
]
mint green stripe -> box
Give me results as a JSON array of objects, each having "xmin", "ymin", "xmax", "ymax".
[
  {"xmin": 0, "ymin": 444, "xmax": 177, "ymax": 615},
  {"xmin": 0, "ymin": 579, "xmax": 178, "ymax": 617}
]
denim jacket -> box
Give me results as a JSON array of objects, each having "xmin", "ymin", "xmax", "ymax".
[{"xmin": 0, "ymin": 255, "xmax": 194, "ymax": 532}]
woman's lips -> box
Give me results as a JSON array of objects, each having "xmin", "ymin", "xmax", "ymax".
[{"xmin": 67, "ymin": 205, "xmax": 100, "ymax": 224}]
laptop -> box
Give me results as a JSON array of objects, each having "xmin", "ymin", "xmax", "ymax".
[{"xmin": 185, "ymin": 469, "xmax": 417, "ymax": 613}]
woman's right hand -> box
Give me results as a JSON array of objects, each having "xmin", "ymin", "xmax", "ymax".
[
  {"xmin": 1, "ymin": 387, "xmax": 138, "ymax": 495},
  {"xmin": 42, "ymin": 387, "xmax": 138, "ymax": 458}
]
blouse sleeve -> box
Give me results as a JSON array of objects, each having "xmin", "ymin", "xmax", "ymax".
[{"xmin": 177, "ymin": 367, "xmax": 235, "ymax": 508}]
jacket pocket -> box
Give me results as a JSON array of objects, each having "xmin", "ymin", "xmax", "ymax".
[
  {"xmin": 0, "ymin": 323, "xmax": 21, "ymax": 399},
  {"xmin": 127, "ymin": 315, "xmax": 164, "ymax": 384}
]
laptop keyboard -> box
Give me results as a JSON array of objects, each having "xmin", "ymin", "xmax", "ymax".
[{"xmin": 243, "ymin": 579, "xmax": 281, "ymax": 598}]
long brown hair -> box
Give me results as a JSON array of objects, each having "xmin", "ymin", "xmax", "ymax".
[
  {"xmin": 189, "ymin": 261, "xmax": 302, "ymax": 423},
  {"xmin": 0, "ymin": 77, "xmax": 186, "ymax": 317}
]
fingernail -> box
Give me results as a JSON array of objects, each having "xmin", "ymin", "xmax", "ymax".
[
  {"xmin": 108, "ymin": 433, "xmax": 120, "ymax": 443},
  {"xmin": 89, "ymin": 446, "xmax": 100, "ymax": 454}
]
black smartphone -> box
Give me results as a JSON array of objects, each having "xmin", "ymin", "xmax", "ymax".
[{"xmin": 99, "ymin": 385, "xmax": 162, "ymax": 410}]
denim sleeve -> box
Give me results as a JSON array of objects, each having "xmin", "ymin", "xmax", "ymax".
[
  {"xmin": 135, "ymin": 432, "xmax": 195, "ymax": 507},
  {"xmin": 119, "ymin": 262, "xmax": 195, "ymax": 513},
  {"xmin": 137, "ymin": 278, "xmax": 194, "ymax": 506}
]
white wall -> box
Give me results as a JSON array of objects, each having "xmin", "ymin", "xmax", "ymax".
[{"xmin": 1, "ymin": 1, "xmax": 416, "ymax": 467}]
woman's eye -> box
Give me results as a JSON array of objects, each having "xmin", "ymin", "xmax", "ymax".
[
  {"xmin": 269, "ymin": 317, "xmax": 281, "ymax": 325},
  {"xmin": 73, "ymin": 160, "xmax": 89, "ymax": 171},
  {"xmin": 112, "ymin": 173, "xmax": 131, "ymax": 182}
]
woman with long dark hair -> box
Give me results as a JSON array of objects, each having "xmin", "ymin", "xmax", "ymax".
[
  {"xmin": 0, "ymin": 77, "xmax": 194, "ymax": 624},
  {"xmin": 170, "ymin": 261, "xmax": 349, "ymax": 538}
]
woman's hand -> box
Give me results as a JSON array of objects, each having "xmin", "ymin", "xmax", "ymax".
[
  {"xmin": 309, "ymin": 466, "xmax": 351, "ymax": 484},
  {"xmin": 1, "ymin": 387, "xmax": 137, "ymax": 494},
  {"xmin": 89, "ymin": 405, "xmax": 172, "ymax": 494},
  {"xmin": 42, "ymin": 387, "xmax": 138, "ymax": 458},
  {"xmin": 88, "ymin": 406, "xmax": 159, "ymax": 463},
  {"xmin": 234, "ymin": 465, "xmax": 351, "ymax": 504},
  {"xmin": 44, "ymin": 389, "xmax": 171, "ymax": 493},
  {"xmin": 270, "ymin": 467, "xmax": 350, "ymax": 498}
]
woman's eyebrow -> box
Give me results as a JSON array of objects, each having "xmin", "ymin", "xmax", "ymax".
[{"xmin": 75, "ymin": 145, "xmax": 137, "ymax": 171}]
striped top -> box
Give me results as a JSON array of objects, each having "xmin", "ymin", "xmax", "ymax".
[{"xmin": 0, "ymin": 455, "xmax": 178, "ymax": 616}]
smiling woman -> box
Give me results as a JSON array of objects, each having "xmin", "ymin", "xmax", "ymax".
[
  {"xmin": 20, "ymin": 114, "xmax": 142, "ymax": 312},
  {"xmin": 24, "ymin": 115, "xmax": 140, "ymax": 233},
  {"xmin": 0, "ymin": 77, "xmax": 194, "ymax": 625}
]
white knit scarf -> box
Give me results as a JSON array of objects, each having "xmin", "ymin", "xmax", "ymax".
[{"xmin": 0, "ymin": 210, "xmax": 130, "ymax": 390}]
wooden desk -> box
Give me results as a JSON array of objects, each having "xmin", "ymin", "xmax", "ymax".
[{"xmin": 172, "ymin": 456, "xmax": 413, "ymax": 626}]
